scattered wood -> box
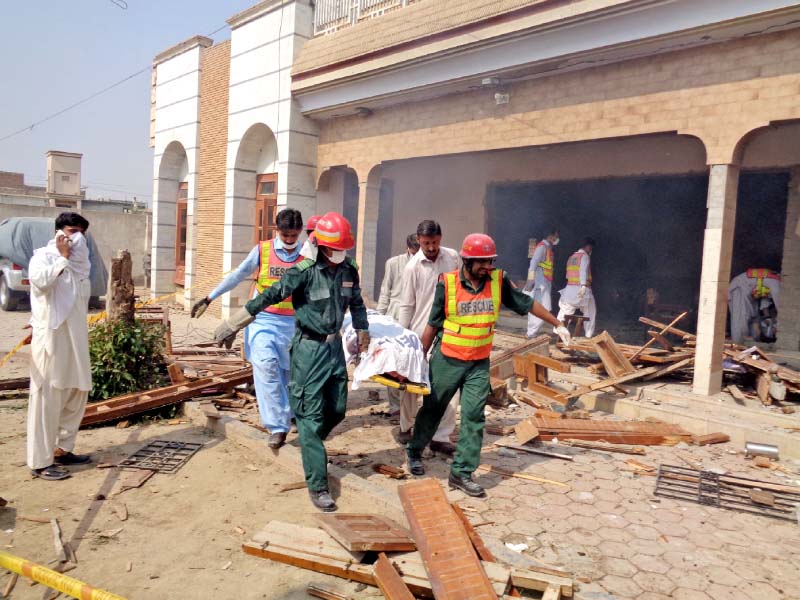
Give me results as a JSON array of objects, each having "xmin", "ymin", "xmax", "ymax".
[
  {"xmin": 115, "ymin": 420, "xmax": 130, "ymax": 429},
  {"xmin": 112, "ymin": 469, "xmax": 155, "ymax": 496},
  {"xmin": 50, "ymin": 518, "xmax": 76, "ymax": 564},
  {"xmin": 374, "ymin": 553, "xmax": 416, "ymax": 600},
  {"xmin": 626, "ymin": 459, "xmax": 656, "ymax": 475},
  {"xmin": 590, "ymin": 331, "xmax": 635, "ymax": 377},
  {"xmin": 485, "ymin": 424, "xmax": 515, "ymax": 436},
  {"xmin": 3, "ymin": 573, "xmax": 19, "ymax": 597},
  {"xmin": 307, "ymin": 583, "xmax": 354, "ymax": 600},
  {"xmin": 488, "ymin": 378, "xmax": 510, "ymax": 408},
  {"xmin": 493, "ymin": 440, "xmax": 573, "ymax": 461},
  {"xmin": 756, "ymin": 372, "xmax": 772, "ymax": 406},
  {"xmin": 638, "ymin": 316, "xmax": 695, "ymax": 341},
  {"xmin": 629, "ymin": 312, "xmax": 688, "ymax": 362},
  {"xmin": 753, "ymin": 456, "xmax": 772, "ymax": 468},
  {"xmin": 511, "ymin": 390, "xmax": 547, "ymax": 409},
  {"xmin": 398, "ymin": 479, "xmax": 500, "ymax": 599},
  {"xmin": 16, "ymin": 515, "xmax": 53, "ymax": 524},
  {"xmin": 556, "ymin": 366, "xmax": 661, "ymax": 401},
  {"xmin": 560, "ymin": 439, "xmax": 646, "ymax": 455},
  {"xmin": 676, "ymin": 452, "xmax": 703, "ymax": 470},
  {"xmin": 277, "ymin": 481, "xmax": 306, "ymax": 493},
  {"xmin": 167, "ymin": 362, "xmax": 186, "ymax": 384},
  {"xmin": 647, "ymin": 330, "xmax": 674, "ymax": 352},
  {"xmin": 749, "ymin": 489, "xmax": 776, "ymax": 506},
  {"xmin": 691, "ymin": 433, "xmax": 730, "ymax": 446},
  {"xmin": 81, "ymin": 368, "xmax": 253, "ymax": 426},
  {"xmin": 476, "ymin": 465, "xmax": 569, "ymax": 488},
  {"xmin": 510, "ymin": 567, "xmax": 573, "ymax": 598},
  {"xmin": 514, "ymin": 419, "xmax": 540, "ymax": 445},
  {"xmin": 0, "ymin": 377, "xmax": 29, "ymax": 391},
  {"xmin": 533, "ymin": 416, "xmax": 691, "ymax": 446},
  {"xmin": 372, "ymin": 464, "xmax": 407, "ymax": 479},
  {"xmin": 315, "ymin": 514, "xmax": 415, "ymax": 553},
  {"xmin": 641, "ymin": 357, "xmax": 695, "ymax": 381}
]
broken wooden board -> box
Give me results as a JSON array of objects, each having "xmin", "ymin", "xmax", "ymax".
[
  {"xmin": 590, "ymin": 331, "xmax": 635, "ymax": 377},
  {"xmin": 629, "ymin": 311, "xmax": 688, "ymax": 362},
  {"xmin": 691, "ymin": 433, "xmax": 730, "ymax": 446},
  {"xmin": 641, "ymin": 357, "xmax": 694, "ymax": 381},
  {"xmin": 307, "ymin": 583, "xmax": 354, "ymax": 600},
  {"xmin": 315, "ymin": 514, "xmax": 414, "ymax": 552},
  {"xmin": 533, "ymin": 417, "xmax": 691, "ymax": 446},
  {"xmin": 514, "ymin": 419, "xmax": 540, "ymax": 445},
  {"xmin": 510, "ymin": 567, "xmax": 573, "ymax": 599},
  {"xmin": 556, "ymin": 366, "xmax": 661, "ymax": 401},
  {"xmin": 561, "ymin": 439, "xmax": 646, "ymax": 455},
  {"xmin": 372, "ymin": 464, "xmax": 407, "ymax": 479},
  {"xmin": 374, "ymin": 553, "xmax": 415, "ymax": 600},
  {"xmin": 81, "ymin": 367, "xmax": 253, "ymax": 426},
  {"xmin": 638, "ymin": 316, "xmax": 696, "ymax": 340},
  {"xmin": 647, "ymin": 330, "xmax": 674, "ymax": 352},
  {"xmin": 727, "ymin": 385, "xmax": 750, "ymax": 402},
  {"xmin": 490, "ymin": 335, "xmax": 550, "ymax": 380},
  {"xmin": 398, "ymin": 479, "xmax": 500, "ymax": 599},
  {"xmin": 756, "ymin": 372, "xmax": 772, "ymax": 406},
  {"xmin": 112, "ymin": 469, "xmax": 155, "ymax": 495},
  {"xmin": 0, "ymin": 376, "xmax": 29, "ymax": 391}
]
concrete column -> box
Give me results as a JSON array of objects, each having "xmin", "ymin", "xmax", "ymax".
[
  {"xmin": 355, "ymin": 176, "xmax": 381, "ymax": 303},
  {"xmin": 777, "ymin": 167, "xmax": 800, "ymax": 351},
  {"xmin": 693, "ymin": 164, "xmax": 740, "ymax": 396}
]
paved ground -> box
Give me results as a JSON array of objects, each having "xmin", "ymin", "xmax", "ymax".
[{"xmin": 2, "ymin": 297, "xmax": 800, "ymax": 599}]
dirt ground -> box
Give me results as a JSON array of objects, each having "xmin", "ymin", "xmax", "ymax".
[{"xmin": 0, "ymin": 395, "xmax": 379, "ymax": 599}]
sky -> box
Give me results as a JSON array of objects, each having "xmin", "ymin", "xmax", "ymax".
[{"xmin": 0, "ymin": 0, "xmax": 256, "ymax": 205}]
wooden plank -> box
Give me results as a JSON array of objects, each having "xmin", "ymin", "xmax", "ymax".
[
  {"xmin": 589, "ymin": 331, "xmax": 635, "ymax": 377},
  {"xmin": 647, "ymin": 330, "xmax": 674, "ymax": 352},
  {"xmin": 514, "ymin": 419, "xmax": 540, "ymax": 445},
  {"xmin": 533, "ymin": 417, "xmax": 691, "ymax": 446},
  {"xmin": 641, "ymin": 357, "xmax": 695, "ymax": 381},
  {"xmin": 561, "ymin": 439, "xmax": 646, "ymax": 455},
  {"xmin": 727, "ymin": 385, "xmax": 749, "ymax": 402},
  {"xmin": 451, "ymin": 503, "xmax": 495, "ymax": 562},
  {"xmin": 398, "ymin": 479, "xmax": 499, "ymax": 600},
  {"xmin": 0, "ymin": 376, "xmax": 29, "ymax": 391},
  {"xmin": 511, "ymin": 391, "xmax": 547, "ymax": 409},
  {"xmin": 527, "ymin": 382, "xmax": 564, "ymax": 401},
  {"xmin": 307, "ymin": 583, "xmax": 354, "ymax": 599},
  {"xmin": 476, "ymin": 465, "xmax": 569, "ymax": 488},
  {"xmin": 81, "ymin": 367, "xmax": 253, "ymax": 426},
  {"xmin": 557, "ymin": 367, "xmax": 661, "ymax": 400},
  {"xmin": 492, "ymin": 441, "xmax": 573, "ymax": 461},
  {"xmin": 374, "ymin": 553, "xmax": 416, "ymax": 600},
  {"xmin": 510, "ymin": 567, "xmax": 573, "ymax": 598},
  {"xmin": 638, "ymin": 316, "xmax": 696, "ymax": 340},
  {"xmin": 629, "ymin": 311, "xmax": 688, "ymax": 362},
  {"xmin": 756, "ymin": 372, "xmax": 772, "ymax": 405},
  {"xmin": 315, "ymin": 514, "xmax": 415, "ymax": 552},
  {"xmin": 691, "ymin": 433, "xmax": 730, "ymax": 446},
  {"xmin": 525, "ymin": 354, "xmax": 571, "ymax": 373}
]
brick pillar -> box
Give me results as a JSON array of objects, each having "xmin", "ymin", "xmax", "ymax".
[
  {"xmin": 693, "ymin": 164, "xmax": 739, "ymax": 396},
  {"xmin": 355, "ymin": 172, "xmax": 381, "ymax": 303},
  {"xmin": 777, "ymin": 167, "xmax": 800, "ymax": 351}
]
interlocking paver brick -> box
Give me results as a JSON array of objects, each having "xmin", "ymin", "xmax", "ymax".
[
  {"xmin": 633, "ymin": 571, "xmax": 677, "ymax": 595},
  {"xmin": 674, "ymin": 589, "xmax": 713, "ymax": 600},
  {"xmin": 600, "ymin": 574, "xmax": 644, "ymax": 598},
  {"xmin": 739, "ymin": 581, "xmax": 782, "ymax": 600},
  {"xmin": 624, "ymin": 510, "xmax": 656, "ymax": 525},
  {"xmin": 601, "ymin": 556, "xmax": 638, "ymax": 577},
  {"xmin": 630, "ymin": 553, "xmax": 670, "ymax": 574},
  {"xmin": 599, "ymin": 540, "xmax": 637, "ymax": 560},
  {"xmin": 593, "ymin": 488, "xmax": 622, "ymax": 502},
  {"xmin": 667, "ymin": 567, "xmax": 709, "ymax": 591},
  {"xmin": 597, "ymin": 526, "xmax": 634, "ymax": 543},
  {"xmin": 507, "ymin": 519, "xmax": 544, "ymax": 537},
  {"xmin": 627, "ymin": 523, "xmax": 661, "ymax": 541},
  {"xmin": 567, "ymin": 528, "xmax": 604, "ymax": 547},
  {"xmin": 652, "ymin": 520, "xmax": 689, "ymax": 537},
  {"xmin": 638, "ymin": 593, "xmax": 673, "ymax": 600},
  {"xmin": 627, "ymin": 538, "xmax": 667, "ymax": 557},
  {"xmin": 706, "ymin": 566, "xmax": 744, "ymax": 587},
  {"xmin": 706, "ymin": 583, "xmax": 744, "ymax": 600},
  {"xmin": 569, "ymin": 515, "xmax": 602, "ymax": 531}
]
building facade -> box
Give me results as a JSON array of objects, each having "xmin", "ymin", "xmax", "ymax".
[{"xmin": 150, "ymin": 0, "xmax": 800, "ymax": 396}]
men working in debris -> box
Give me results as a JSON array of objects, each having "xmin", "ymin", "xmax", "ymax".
[
  {"xmin": 396, "ymin": 220, "xmax": 460, "ymax": 453},
  {"xmin": 191, "ymin": 208, "xmax": 304, "ymax": 449},
  {"xmin": 523, "ymin": 226, "xmax": 559, "ymax": 338},
  {"xmin": 376, "ymin": 233, "xmax": 421, "ymax": 414},
  {"xmin": 557, "ymin": 237, "xmax": 597, "ymax": 338},
  {"xmin": 728, "ymin": 268, "xmax": 781, "ymax": 344},
  {"xmin": 27, "ymin": 212, "xmax": 93, "ymax": 480},
  {"xmin": 406, "ymin": 233, "xmax": 571, "ymax": 497},
  {"xmin": 214, "ymin": 212, "xmax": 370, "ymax": 512}
]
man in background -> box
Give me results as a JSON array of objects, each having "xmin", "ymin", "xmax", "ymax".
[
  {"xmin": 524, "ymin": 227, "xmax": 559, "ymax": 338},
  {"xmin": 557, "ymin": 237, "xmax": 597, "ymax": 338}
]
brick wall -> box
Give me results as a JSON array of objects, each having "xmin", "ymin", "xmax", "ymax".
[
  {"xmin": 0, "ymin": 171, "xmax": 24, "ymax": 188},
  {"xmin": 195, "ymin": 41, "xmax": 231, "ymax": 317},
  {"xmin": 316, "ymin": 29, "xmax": 800, "ymax": 177}
]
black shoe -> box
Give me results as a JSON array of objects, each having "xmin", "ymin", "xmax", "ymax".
[
  {"xmin": 309, "ymin": 489, "xmax": 337, "ymax": 512},
  {"xmin": 395, "ymin": 428, "xmax": 412, "ymax": 445},
  {"xmin": 54, "ymin": 452, "xmax": 91, "ymax": 465},
  {"xmin": 429, "ymin": 440, "xmax": 456, "ymax": 455},
  {"xmin": 268, "ymin": 432, "xmax": 287, "ymax": 449},
  {"xmin": 448, "ymin": 473, "xmax": 486, "ymax": 497},
  {"xmin": 407, "ymin": 452, "xmax": 425, "ymax": 476}
]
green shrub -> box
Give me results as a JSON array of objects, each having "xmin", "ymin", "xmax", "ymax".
[{"xmin": 89, "ymin": 319, "xmax": 168, "ymax": 402}]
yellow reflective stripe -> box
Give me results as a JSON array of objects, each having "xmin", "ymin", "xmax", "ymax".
[
  {"xmin": 442, "ymin": 332, "xmax": 493, "ymax": 347},
  {"xmin": 491, "ymin": 269, "xmax": 501, "ymax": 317},
  {"xmin": 443, "ymin": 320, "xmax": 492, "ymax": 336},
  {"xmin": 447, "ymin": 314, "xmax": 495, "ymax": 325},
  {"xmin": 256, "ymin": 241, "xmax": 272, "ymax": 289},
  {"xmin": 445, "ymin": 272, "xmax": 457, "ymax": 317}
]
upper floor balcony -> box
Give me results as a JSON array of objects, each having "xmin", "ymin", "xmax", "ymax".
[{"xmin": 313, "ymin": 0, "xmax": 417, "ymax": 36}]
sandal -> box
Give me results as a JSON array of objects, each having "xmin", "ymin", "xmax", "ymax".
[
  {"xmin": 31, "ymin": 465, "xmax": 71, "ymax": 481},
  {"xmin": 54, "ymin": 452, "xmax": 91, "ymax": 465}
]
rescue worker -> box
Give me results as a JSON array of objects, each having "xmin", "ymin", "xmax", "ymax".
[
  {"xmin": 728, "ymin": 268, "xmax": 781, "ymax": 344},
  {"xmin": 407, "ymin": 233, "xmax": 571, "ymax": 497},
  {"xmin": 523, "ymin": 227, "xmax": 559, "ymax": 338},
  {"xmin": 557, "ymin": 237, "xmax": 597, "ymax": 338},
  {"xmin": 214, "ymin": 212, "xmax": 370, "ymax": 512},
  {"xmin": 191, "ymin": 209, "xmax": 304, "ymax": 449},
  {"xmin": 300, "ymin": 214, "xmax": 321, "ymax": 260}
]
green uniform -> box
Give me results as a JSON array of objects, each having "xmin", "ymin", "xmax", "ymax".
[
  {"xmin": 246, "ymin": 256, "xmax": 368, "ymax": 491},
  {"xmin": 408, "ymin": 269, "xmax": 533, "ymax": 478}
]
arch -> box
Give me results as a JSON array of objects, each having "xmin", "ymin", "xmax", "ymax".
[
  {"xmin": 737, "ymin": 121, "xmax": 800, "ymax": 170},
  {"xmin": 151, "ymin": 141, "xmax": 189, "ymax": 296}
]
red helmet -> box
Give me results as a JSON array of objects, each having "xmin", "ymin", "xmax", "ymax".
[
  {"xmin": 315, "ymin": 211, "xmax": 355, "ymax": 251},
  {"xmin": 306, "ymin": 214, "xmax": 321, "ymax": 232},
  {"xmin": 460, "ymin": 233, "xmax": 497, "ymax": 259}
]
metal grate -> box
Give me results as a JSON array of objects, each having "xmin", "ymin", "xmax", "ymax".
[
  {"xmin": 120, "ymin": 440, "xmax": 202, "ymax": 474},
  {"xmin": 655, "ymin": 464, "xmax": 800, "ymax": 521}
]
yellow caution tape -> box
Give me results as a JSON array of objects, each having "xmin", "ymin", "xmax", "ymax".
[
  {"xmin": 369, "ymin": 374, "xmax": 430, "ymax": 395},
  {"xmin": 0, "ymin": 549, "xmax": 127, "ymax": 600}
]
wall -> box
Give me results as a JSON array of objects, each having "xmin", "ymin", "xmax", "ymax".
[
  {"xmin": 193, "ymin": 41, "xmax": 231, "ymax": 315},
  {"xmin": 0, "ymin": 204, "xmax": 151, "ymax": 284}
]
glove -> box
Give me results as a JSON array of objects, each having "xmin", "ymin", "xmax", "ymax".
[
  {"xmin": 214, "ymin": 307, "xmax": 256, "ymax": 349},
  {"xmin": 554, "ymin": 325, "xmax": 572, "ymax": 347},
  {"xmin": 523, "ymin": 281, "xmax": 534, "ymax": 293},
  {"xmin": 357, "ymin": 330, "xmax": 371, "ymax": 354},
  {"xmin": 191, "ymin": 296, "xmax": 211, "ymax": 318},
  {"xmin": 577, "ymin": 285, "xmax": 587, "ymax": 300}
]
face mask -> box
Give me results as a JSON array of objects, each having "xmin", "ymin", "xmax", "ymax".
[
  {"xmin": 282, "ymin": 240, "xmax": 298, "ymax": 250},
  {"xmin": 326, "ymin": 249, "xmax": 346, "ymax": 264},
  {"xmin": 552, "ymin": 238, "xmax": 560, "ymax": 246}
]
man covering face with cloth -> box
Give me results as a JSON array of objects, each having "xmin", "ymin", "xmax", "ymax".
[{"xmin": 27, "ymin": 212, "xmax": 93, "ymax": 481}]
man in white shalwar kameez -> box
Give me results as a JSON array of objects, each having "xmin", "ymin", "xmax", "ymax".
[
  {"xmin": 27, "ymin": 212, "xmax": 93, "ymax": 480},
  {"xmin": 557, "ymin": 238, "xmax": 597, "ymax": 338},
  {"xmin": 728, "ymin": 269, "xmax": 781, "ymax": 344}
]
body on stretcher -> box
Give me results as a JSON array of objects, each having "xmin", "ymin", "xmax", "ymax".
[{"xmin": 341, "ymin": 310, "xmax": 431, "ymax": 395}]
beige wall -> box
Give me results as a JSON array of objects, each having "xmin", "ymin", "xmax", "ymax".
[{"xmin": 0, "ymin": 204, "xmax": 151, "ymax": 284}]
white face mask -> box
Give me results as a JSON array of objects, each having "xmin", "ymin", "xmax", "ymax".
[
  {"xmin": 282, "ymin": 240, "xmax": 298, "ymax": 250},
  {"xmin": 326, "ymin": 249, "xmax": 346, "ymax": 264},
  {"xmin": 552, "ymin": 238, "xmax": 560, "ymax": 246},
  {"xmin": 69, "ymin": 231, "xmax": 86, "ymax": 246}
]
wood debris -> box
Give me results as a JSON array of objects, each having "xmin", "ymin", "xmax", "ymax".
[
  {"xmin": 372, "ymin": 463, "xmax": 407, "ymax": 479},
  {"xmin": 560, "ymin": 439, "xmax": 646, "ymax": 455},
  {"xmin": 315, "ymin": 514, "xmax": 414, "ymax": 552}
]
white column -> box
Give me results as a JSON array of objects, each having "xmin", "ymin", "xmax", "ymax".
[
  {"xmin": 693, "ymin": 164, "xmax": 739, "ymax": 396},
  {"xmin": 355, "ymin": 177, "xmax": 380, "ymax": 303}
]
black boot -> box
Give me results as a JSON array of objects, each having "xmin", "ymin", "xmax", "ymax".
[
  {"xmin": 448, "ymin": 473, "xmax": 486, "ymax": 497},
  {"xmin": 406, "ymin": 451, "xmax": 425, "ymax": 476},
  {"xmin": 308, "ymin": 489, "xmax": 337, "ymax": 512}
]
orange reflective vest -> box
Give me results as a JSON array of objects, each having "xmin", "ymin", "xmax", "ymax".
[
  {"xmin": 535, "ymin": 241, "xmax": 554, "ymax": 281},
  {"xmin": 441, "ymin": 269, "xmax": 502, "ymax": 361},
  {"xmin": 746, "ymin": 268, "xmax": 780, "ymax": 300},
  {"xmin": 255, "ymin": 240, "xmax": 302, "ymax": 315},
  {"xmin": 566, "ymin": 251, "xmax": 592, "ymax": 286}
]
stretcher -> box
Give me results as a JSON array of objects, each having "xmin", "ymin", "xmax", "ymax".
[{"xmin": 368, "ymin": 374, "xmax": 430, "ymax": 395}]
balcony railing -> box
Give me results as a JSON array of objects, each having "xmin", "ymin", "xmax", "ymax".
[{"xmin": 313, "ymin": 0, "xmax": 416, "ymax": 35}]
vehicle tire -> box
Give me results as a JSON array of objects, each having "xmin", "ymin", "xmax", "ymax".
[{"xmin": 0, "ymin": 276, "xmax": 19, "ymax": 311}]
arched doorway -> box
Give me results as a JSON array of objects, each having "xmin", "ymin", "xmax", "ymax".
[{"xmin": 152, "ymin": 141, "xmax": 188, "ymax": 295}]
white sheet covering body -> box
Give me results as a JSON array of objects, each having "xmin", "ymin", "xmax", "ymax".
[{"xmin": 342, "ymin": 310, "xmax": 430, "ymax": 391}]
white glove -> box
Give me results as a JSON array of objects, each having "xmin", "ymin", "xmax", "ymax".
[
  {"xmin": 577, "ymin": 285, "xmax": 587, "ymax": 300},
  {"xmin": 554, "ymin": 325, "xmax": 572, "ymax": 347}
]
